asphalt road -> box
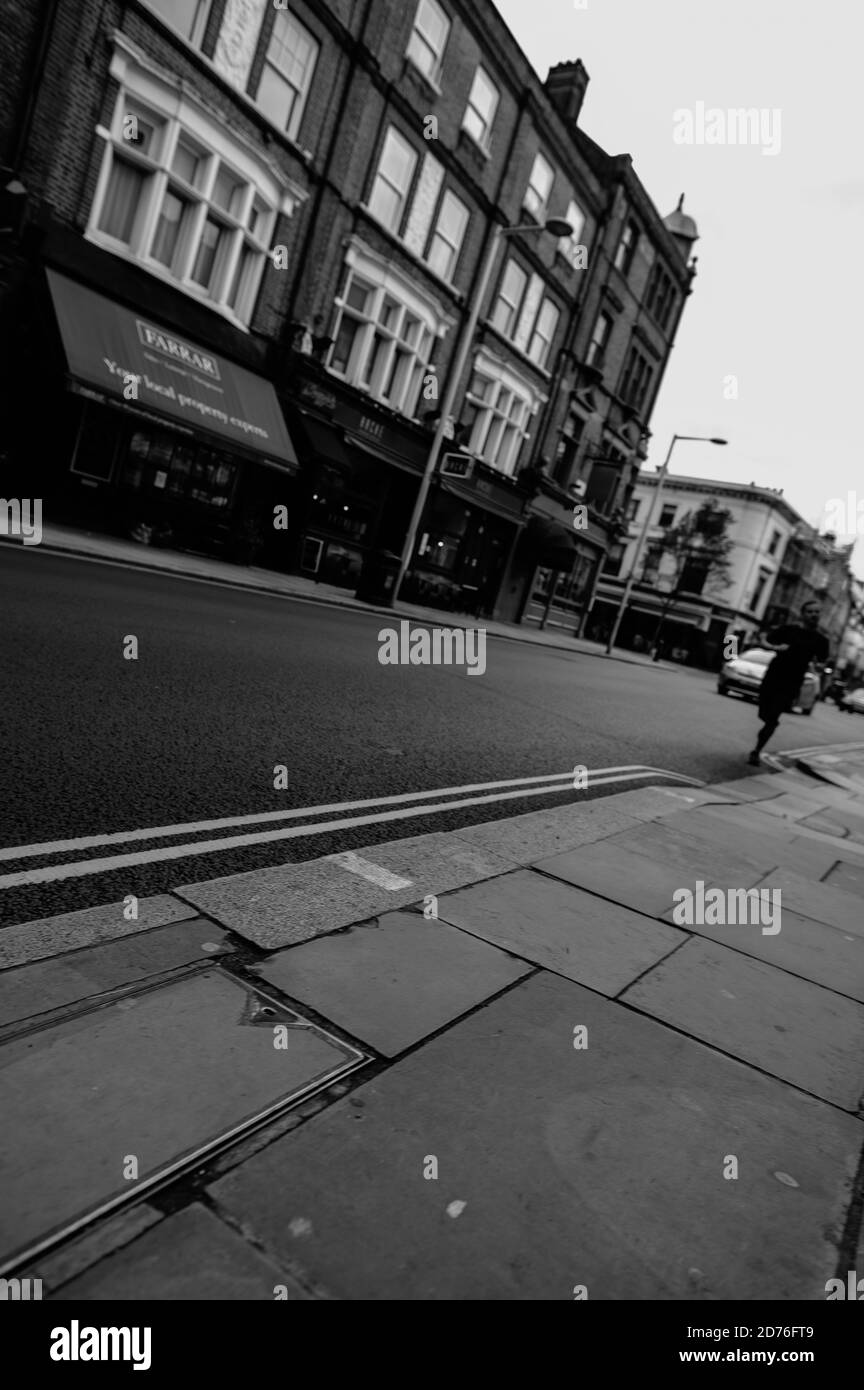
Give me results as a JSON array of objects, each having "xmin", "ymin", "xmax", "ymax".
[{"xmin": 2, "ymin": 545, "xmax": 861, "ymax": 927}]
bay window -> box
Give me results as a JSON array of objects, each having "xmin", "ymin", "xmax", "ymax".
[
  {"xmin": 327, "ymin": 255, "xmax": 442, "ymax": 419},
  {"xmin": 88, "ymin": 56, "xmax": 298, "ymax": 327}
]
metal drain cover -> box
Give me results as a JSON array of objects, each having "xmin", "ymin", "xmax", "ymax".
[{"xmin": 0, "ymin": 967, "xmax": 366, "ymax": 1270}]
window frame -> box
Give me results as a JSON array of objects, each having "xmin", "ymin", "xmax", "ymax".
[
  {"xmin": 253, "ymin": 6, "xmax": 319, "ymax": 143},
  {"xmin": 585, "ymin": 310, "xmax": 613, "ymax": 368},
  {"xmin": 523, "ymin": 151, "xmax": 554, "ymax": 221},
  {"xmin": 406, "ymin": 0, "xmax": 451, "ymax": 84},
  {"xmin": 490, "ymin": 257, "xmax": 529, "ymax": 338},
  {"xmin": 614, "ymin": 218, "xmax": 639, "ymax": 276},
  {"xmin": 87, "ymin": 59, "xmax": 291, "ymax": 330},
  {"xmin": 425, "ymin": 186, "xmax": 469, "ymax": 283},
  {"xmin": 326, "ymin": 252, "xmax": 443, "ymax": 421},
  {"xmin": 141, "ymin": 0, "xmax": 211, "ymax": 47},
  {"xmin": 462, "ymin": 65, "xmax": 499, "ymax": 151},
  {"xmin": 367, "ymin": 126, "xmax": 420, "ymax": 237}
]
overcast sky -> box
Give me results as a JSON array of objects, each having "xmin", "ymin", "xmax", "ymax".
[{"xmin": 495, "ymin": 0, "xmax": 864, "ymax": 575}]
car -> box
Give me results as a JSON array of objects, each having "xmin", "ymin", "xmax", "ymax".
[
  {"xmin": 717, "ymin": 647, "xmax": 819, "ymax": 714},
  {"xmin": 840, "ymin": 687, "xmax": 864, "ymax": 714}
]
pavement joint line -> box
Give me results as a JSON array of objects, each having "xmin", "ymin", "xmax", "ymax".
[
  {"xmin": 607, "ymin": 991, "xmax": 864, "ymax": 1121},
  {"xmin": 199, "ymin": 1191, "xmax": 336, "ymax": 1301}
]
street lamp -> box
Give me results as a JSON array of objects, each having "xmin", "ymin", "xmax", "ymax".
[
  {"xmin": 603, "ymin": 433, "xmax": 727, "ymax": 654},
  {"xmin": 391, "ymin": 215, "xmax": 574, "ymax": 605}
]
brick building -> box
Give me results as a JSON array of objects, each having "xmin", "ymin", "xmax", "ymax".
[{"xmin": 1, "ymin": 0, "xmax": 695, "ymax": 613}]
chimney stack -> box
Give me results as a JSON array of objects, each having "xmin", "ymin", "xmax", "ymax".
[{"xmin": 544, "ymin": 60, "xmax": 590, "ymax": 129}]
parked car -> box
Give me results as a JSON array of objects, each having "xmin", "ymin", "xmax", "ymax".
[
  {"xmin": 717, "ymin": 647, "xmax": 819, "ymax": 714},
  {"xmin": 840, "ymin": 687, "xmax": 864, "ymax": 714}
]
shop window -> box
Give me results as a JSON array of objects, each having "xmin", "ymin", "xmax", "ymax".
[
  {"xmin": 70, "ymin": 404, "xmax": 120, "ymax": 481},
  {"xmin": 122, "ymin": 430, "xmax": 236, "ymax": 510},
  {"xmin": 327, "ymin": 253, "xmax": 439, "ymax": 419},
  {"xmin": 89, "ymin": 68, "xmax": 286, "ymax": 327}
]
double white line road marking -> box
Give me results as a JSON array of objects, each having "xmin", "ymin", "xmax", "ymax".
[{"xmin": 0, "ymin": 764, "xmax": 701, "ymax": 890}]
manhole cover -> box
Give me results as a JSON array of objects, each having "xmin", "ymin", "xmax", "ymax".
[{"xmin": 0, "ymin": 967, "xmax": 366, "ymax": 1271}]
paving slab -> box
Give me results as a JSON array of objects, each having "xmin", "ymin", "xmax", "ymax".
[
  {"xmin": 436, "ymin": 868, "xmax": 682, "ymax": 994},
  {"xmin": 209, "ymin": 971, "xmax": 861, "ymax": 1300},
  {"xmin": 0, "ymin": 967, "xmax": 364, "ymax": 1267},
  {"xmin": 657, "ymin": 899, "xmax": 864, "ymax": 1002},
  {"xmin": 535, "ymin": 840, "xmax": 763, "ymax": 918},
  {"xmin": 255, "ymin": 910, "xmax": 531, "ymax": 1057},
  {"xmin": 0, "ymin": 918, "xmax": 229, "ymax": 1030},
  {"xmin": 824, "ymin": 861, "xmax": 864, "ymax": 898},
  {"xmin": 748, "ymin": 870, "xmax": 864, "ymax": 935},
  {"xmin": 621, "ymin": 938, "xmax": 864, "ymax": 1110},
  {"xmin": 52, "ymin": 1203, "xmax": 306, "ymax": 1301},
  {"xmin": 604, "ymin": 818, "xmax": 778, "ymax": 883},
  {"xmin": 178, "ymin": 834, "xmax": 512, "ymax": 948},
  {"xmin": 453, "ymin": 801, "xmax": 644, "ymax": 865},
  {"xmin": 649, "ymin": 807, "xmax": 846, "ymax": 880},
  {"xmin": 0, "ymin": 895, "xmax": 199, "ymax": 970}
]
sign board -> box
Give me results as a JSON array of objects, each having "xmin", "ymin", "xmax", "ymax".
[{"xmin": 440, "ymin": 452, "xmax": 473, "ymax": 479}]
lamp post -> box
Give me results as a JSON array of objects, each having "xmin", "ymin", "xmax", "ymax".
[
  {"xmin": 603, "ymin": 433, "xmax": 727, "ymax": 655},
  {"xmin": 390, "ymin": 215, "xmax": 574, "ymax": 606}
]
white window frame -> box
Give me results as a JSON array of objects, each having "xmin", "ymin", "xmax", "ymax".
[
  {"xmin": 367, "ymin": 127, "xmax": 419, "ymax": 236},
  {"xmin": 490, "ymin": 258, "xmax": 528, "ymax": 338},
  {"xmin": 142, "ymin": 0, "xmax": 211, "ymax": 47},
  {"xmin": 523, "ymin": 152, "xmax": 554, "ymax": 221},
  {"xmin": 406, "ymin": 0, "xmax": 450, "ymax": 84},
  {"xmin": 425, "ymin": 188, "xmax": 469, "ymax": 283},
  {"xmin": 560, "ymin": 199, "xmax": 586, "ymax": 266},
  {"xmin": 462, "ymin": 65, "xmax": 499, "ymax": 151},
  {"xmin": 527, "ymin": 297, "xmax": 560, "ymax": 369},
  {"xmin": 87, "ymin": 40, "xmax": 302, "ymax": 330},
  {"xmin": 464, "ymin": 349, "xmax": 544, "ymax": 477},
  {"xmin": 326, "ymin": 241, "xmax": 451, "ymax": 420},
  {"xmin": 254, "ymin": 8, "xmax": 319, "ymax": 143}
]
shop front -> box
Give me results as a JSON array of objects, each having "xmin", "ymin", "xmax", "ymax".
[
  {"xmin": 286, "ymin": 372, "xmax": 430, "ymax": 589},
  {"xmin": 404, "ymin": 460, "xmax": 529, "ymax": 616},
  {"xmin": 43, "ymin": 269, "xmax": 299, "ymax": 560}
]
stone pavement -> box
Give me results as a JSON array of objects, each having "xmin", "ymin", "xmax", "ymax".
[
  {"xmin": 0, "ymin": 524, "xmax": 688, "ymax": 672},
  {"xmin": 2, "ymin": 761, "xmax": 864, "ymax": 1300}
]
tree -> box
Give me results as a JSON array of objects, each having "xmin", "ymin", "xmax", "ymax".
[{"xmin": 647, "ymin": 500, "xmax": 735, "ymax": 659}]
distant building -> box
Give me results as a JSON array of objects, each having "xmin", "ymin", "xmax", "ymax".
[{"xmin": 591, "ymin": 473, "xmax": 803, "ymax": 666}]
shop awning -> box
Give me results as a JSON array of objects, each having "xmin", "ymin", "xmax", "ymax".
[
  {"xmin": 524, "ymin": 515, "xmax": 580, "ymax": 570},
  {"xmin": 293, "ymin": 412, "xmax": 352, "ymax": 469},
  {"xmin": 46, "ymin": 269, "xmax": 298, "ymax": 468}
]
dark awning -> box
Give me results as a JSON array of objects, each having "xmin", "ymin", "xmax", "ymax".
[
  {"xmin": 524, "ymin": 515, "xmax": 580, "ymax": 570},
  {"xmin": 292, "ymin": 412, "xmax": 353, "ymax": 468},
  {"xmin": 46, "ymin": 269, "xmax": 298, "ymax": 468}
]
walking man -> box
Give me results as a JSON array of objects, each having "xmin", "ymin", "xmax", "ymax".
[{"xmin": 748, "ymin": 599, "xmax": 829, "ymax": 765}]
